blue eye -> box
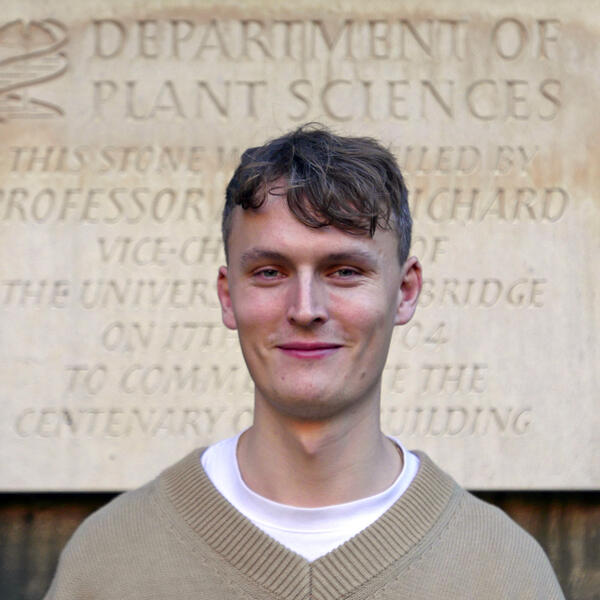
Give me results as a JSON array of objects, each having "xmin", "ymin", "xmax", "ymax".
[
  {"xmin": 254, "ymin": 268, "xmax": 283, "ymax": 279},
  {"xmin": 334, "ymin": 268, "xmax": 360, "ymax": 277}
]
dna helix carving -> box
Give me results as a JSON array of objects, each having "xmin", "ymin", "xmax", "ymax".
[{"xmin": 0, "ymin": 19, "xmax": 68, "ymax": 122}]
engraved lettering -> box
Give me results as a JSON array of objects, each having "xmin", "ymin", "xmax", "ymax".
[
  {"xmin": 170, "ymin": 19, "xmax": 194, "ymax": 58},
  {"xmin": 119, "ymin": 363, "xmax": 244, "ymax": 394},
  {"xmin": 542, "ymin": 187, "xmax": 568, "ymax": 221},
  {"xmin": 421, "ymin": 80, "xmax": 454, "ymax": 118},
  {"xmin": 15, "ymin": 409, "xmax": 36, "ymax": 437},
  {"xmin": 101, "ymin": 321, "xmax": 156, "ymax": 351},
  {"xmin": 288, "ymin": 79, "xmax": 311, "ymax": 121},
  {"xmin": 417, "ymin": 278, "xmax": 547, "ymax": 308},
  {"xmin": 466, "ymin": 79, "xmax": 498, "ymax": 120},
  {"xmin": 493, "ymin": 145, "xmax": 540, "ymax": 175},
  {"xmin": 272, "ymin": 20, "xmax": 304, "ymax": 60},
  {"xmin": 78, "ymin": 279, "xmax": 216, "ymax": 309},
  {"xmin": 321, "ymin": 79, "xmax": 353, "ymax": 121},
  {"xmin": 369, "ymin": 20, "xmax": 390, "ymax": 59},
  {"xmin": 310, "ymin": 20, "xmax": 354, "ymax": 60},
  {"xmin": 506, "ymin": 80, "xmax": 530, "ymax": 119},
  {"xmin": 537, "ymin": 19, "xmax": 560, "ymax": 59},
  {"xmin": 138, "ymin": 20, "xmax": 160, "ymax": 58},
  {"xmin": 241, "ymin": 20, "xmax": 273, "ymax": 59},
  {"xmin": 65, "ymin": 364, "xmax": 108, "ymax": 394},
  {"xmin": 383, "ymin": 405, "xmax": 532, "ymax": 437},
  {"xmin": 0, "ymin": 279, "xmax": 70, "ymax": 307},
  {"xmin": 394, "ymin": 321, "xmax": 449, "ymax": 351},
  {"xmin": 93, "ymin": 20, "xmax": 126, "ymax": 58},
  {"xmin": 411, "ymin": 235, "xmax": 449, "ymax": 263},
  {"xmin": 194, "ymin": 19, "xmax": 231, "ymax": 59},
  {"xmin": 386, "ymin": 364, "xmax": 409, "ymax": 393},
  {"xmin": 14, "ymin": 406, "xmax": 233, "ymax": 438},
  {"xmin": 539, "ymin": 79, "xmax": 561, "ymax": 120},
  {"xmin": 388, "ymin": 80, "xmax": 409, "ymax": 120},
  {"xmin": 420, "ymin": 364, "xmax": 488, "ymax": 395},
  {"xmin": 399, "ymin": 19, "xmax": 433, "ymax": 59},
  {"xmin": 512, "ymin": 409, "xmax": 532, "ymax": 434},
  {"xmin": 492, "ymin": 18, "xmax": 528, "ymax": 60},
  {"xmin": 395, "ymin": 145, "xmax": 481, "ymax": 175},
  {"xmin": 408, "ymin": 186, "xmax": 569, "ymax": 223},
  {"xmin": 151, "ymin": 80, "xmax": 185, "ymax": 118},
  {"xmin": 196, "ymin": 81, "xmax": 230, "ymax": 117},
  {"xmin": 237, "ymin": 80, "xmax": 267, "ymax": 118}
]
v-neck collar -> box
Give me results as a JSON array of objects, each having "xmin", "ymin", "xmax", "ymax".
[{"xmin": 158, "ymin": 447, "xmax": 459, "ymax": 600}]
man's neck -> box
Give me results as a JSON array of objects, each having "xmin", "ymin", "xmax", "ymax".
[{"xmin": 236, "ymin": 399, "xmax": 403, "ymax": 508}]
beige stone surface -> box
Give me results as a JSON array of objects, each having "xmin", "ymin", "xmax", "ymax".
[{"xmin": 0, "ymin": 0, "xmax": 598, "ymax": 490}]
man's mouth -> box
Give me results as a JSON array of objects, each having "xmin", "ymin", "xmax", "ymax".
[{"xmin": 276, "ymin": 342, "xmax": 343, "ymax": 359}]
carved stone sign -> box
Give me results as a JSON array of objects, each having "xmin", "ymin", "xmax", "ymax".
[{"xmin": 1, "ymin": 0, "xmax": 598, "ymax": 490}]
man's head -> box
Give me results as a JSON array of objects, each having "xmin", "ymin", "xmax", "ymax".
[
  {"xmin": 218, "ymin": 125, "xmax": 421, "ymax": 422},
  {"xmin": 222, "ymin": 124, "xmax": 412, "ymax": 265}
]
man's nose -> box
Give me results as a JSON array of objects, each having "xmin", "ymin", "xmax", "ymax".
[{"xmin": 286, "ymin": 273, "xmax": 328, "ymax": 326}]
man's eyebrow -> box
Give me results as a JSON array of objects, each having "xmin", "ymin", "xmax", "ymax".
[
  {"xmin": 324, "ymin": 250, "xmax": 379, "ymax": 265},
  {"xmin": 239, "ymin": 247, "xmax": 379, "ymax": 268},
  {"xmin": 240, "ymin": 248, "xmax": 289, "ymax": 268}
]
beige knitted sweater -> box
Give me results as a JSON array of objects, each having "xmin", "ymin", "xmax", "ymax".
[{"xmin": 44, "ymin": 449, "xmax": 565, "ymax": 599}]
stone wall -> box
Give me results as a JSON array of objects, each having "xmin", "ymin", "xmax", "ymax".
[{"xmin": 2, "ymin": 0, "xmax": 597, "ymax": 492}]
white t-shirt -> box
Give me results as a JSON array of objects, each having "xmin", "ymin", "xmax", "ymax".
[{"xmin": 201, "ymin": 433, "xmax": 419, "ymax": 561}]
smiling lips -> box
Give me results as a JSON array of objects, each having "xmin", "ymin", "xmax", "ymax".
[{"xmin": 276, "ymin": 342, "xmax": 343, "ymax": 359}]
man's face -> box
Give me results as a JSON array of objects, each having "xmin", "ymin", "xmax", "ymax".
[{"xmin": 217, "ymin": 187, "xmax": 421, "ymax": 421}]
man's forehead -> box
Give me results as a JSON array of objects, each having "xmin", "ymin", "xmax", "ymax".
[{"xmin": 227, "ymin": 195, "xmax": 400, "ymax": 265}]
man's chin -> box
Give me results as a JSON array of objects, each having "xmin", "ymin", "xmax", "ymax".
[{"xmin": 260, "ymin": 390, "xmax": 359, "ymax": 422}]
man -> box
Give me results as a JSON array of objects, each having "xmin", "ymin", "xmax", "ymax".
[{"xmin": 45, "ymin": 125, "xmax": 565, "ymax": 599}]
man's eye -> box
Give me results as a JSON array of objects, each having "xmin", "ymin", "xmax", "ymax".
[
  {"xmin": 254, "ymin": 268, "xmax": 282, "ymax": 279},
  {"xmin": 332, "ymin": 267, "xmax": 360, "ymax": 278}
]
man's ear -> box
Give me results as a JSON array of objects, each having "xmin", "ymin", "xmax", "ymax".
[
  {"xmin": 395, "ymin": 256, "xmax": 422, "ymax": 325},
  {"xmin": 217, "ymin": 266, "xmax": 238, "ymax": 330}
]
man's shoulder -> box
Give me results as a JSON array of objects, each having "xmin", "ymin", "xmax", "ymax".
[
  {"xmin": 410, "ymin": 452, "xmax": 564, "ymax": 597},
  {"xmin": 67, "ymin": 478, "xmax": 156, "ymax": 550},
  {"xmin": 455, "ymin": 486, "xmax": 544, "ymax": 552},
  {"xmin": 412, "ymin": 451, "xmax": 536, "ymax": 543},
  {"xmin": 56, "ymin": 474, "xmax": 167, "ymax": 580},
  {"xmin": 415, "ymin": 452, "xmax": 541, "ymax": 552},
  {"xmin": 65, "ymin": 448, "xmax": 206, "ymax": 550},
  {"xmin": 45, "ymin": 450, "xmax": 207, "ymax": 595}
]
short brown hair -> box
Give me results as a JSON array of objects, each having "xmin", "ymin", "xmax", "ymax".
[{"xmin": 222, "ymin": 124, "xmax": 412, "ymax": 263}]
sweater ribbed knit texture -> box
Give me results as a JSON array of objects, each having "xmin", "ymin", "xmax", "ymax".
[{"xmin": 44, "ymin": 449, "xmax": 565, "ymax": 600}]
